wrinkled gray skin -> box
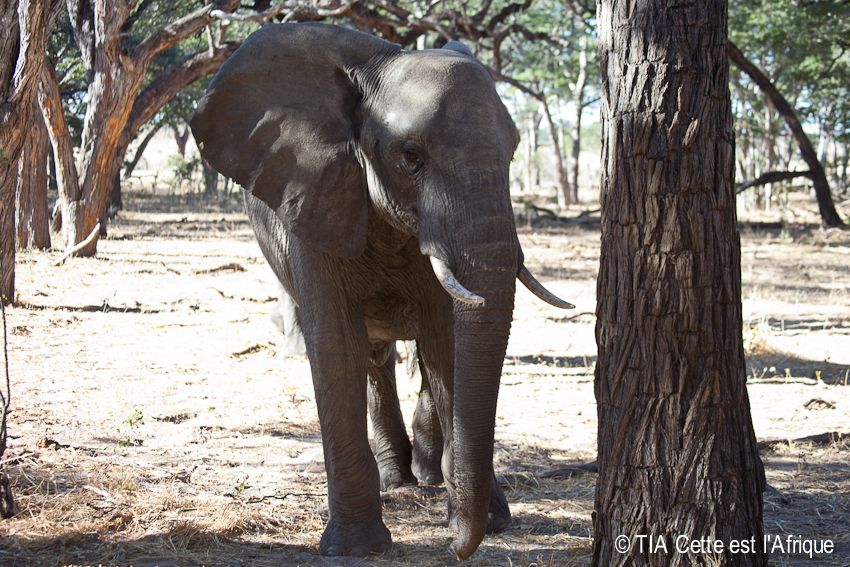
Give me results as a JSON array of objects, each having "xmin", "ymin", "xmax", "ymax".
[
  {"xmin": 270, "ymin": 290, "xmax": 444, "ymax": 488},
  {"xmin": 191, "ymin": 23, "xmax": 559, "ymax": 559}
]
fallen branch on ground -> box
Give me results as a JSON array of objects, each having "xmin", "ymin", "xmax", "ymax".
[
  {"xmin": 539, "ymin": 461, "xmax": 598, "ymax": 478},
  {"xmin": 757, "ymin": 431, "xmax": 848, "ymax": 452},
  {"xmin": 194, "ymin": 263, "xmax": 246, "ymax": 274},
  {"xmin": 55, "ymin": 222, "xmax": 102, "ymax": 265}
]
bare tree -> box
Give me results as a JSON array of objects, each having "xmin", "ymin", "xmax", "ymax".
[
  {"xmin": 728, "ymin": 42, "xmax": 844, "ymax": 228},
  {"xmin": 41, "ymin": 0, "xmax": 247, "ymax": 256},
  {"xmin": 593, "ymin": 1, "xmax": 766, "ymax": 565}
]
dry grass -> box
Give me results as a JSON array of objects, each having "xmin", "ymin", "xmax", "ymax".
[{"xmin": 0, "ymin": 191, "xmax": 848, "ymax": 565}]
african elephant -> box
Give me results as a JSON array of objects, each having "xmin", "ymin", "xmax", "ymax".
[{"xmin": 191, "ymin": 23, "xmax": 572, "ymax": 559}]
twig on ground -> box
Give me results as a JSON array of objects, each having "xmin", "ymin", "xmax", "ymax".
[
  {"xmin": 194, "ymin": 263, "xmax": 246, "ymax": 274},
  {"xmin": 757, "ymin": 431, "xmax": 848, "ymax": 452},
  {"xmin": 539, "ymin": 461, "xmax": 598, "ymax": 478},
  {"xmin": 547, "ymin": 311, "xmax": 595, "ymax": 323}
]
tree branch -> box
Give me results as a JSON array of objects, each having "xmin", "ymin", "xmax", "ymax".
[
  {"xmin": 735, "ymin": 170, "xmax": 812, "ymax": 194},
  {"xmin": 132, "ymin": 0, "xmax": 240, "ymax": 64},
  {"xmin": 728, "ymin": 41, "xmax": 844, "ymax": 227}
]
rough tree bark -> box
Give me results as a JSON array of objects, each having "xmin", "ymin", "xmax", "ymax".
[
  {"xmin": 594, "ymin": 1, "xmax": 766, "ymax": 565},
  {"xmin": 114, "ymin": 43, "xmax": 239, "ymax": 184},
  {"xmin": 727, "ymin": 42, "xmax": 844, "ymax": 227},
  {"xmin": 15, "ymin": 104, "xmax": 51, "ymax": 250},
  {"xmin": 0, "ymin": 0, "xmax": 57, "ymax": 304}
]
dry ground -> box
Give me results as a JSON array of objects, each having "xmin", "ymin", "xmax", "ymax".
[{"xmin": 1, "ymin": 192, "xmax": 849, "ymax": 566}]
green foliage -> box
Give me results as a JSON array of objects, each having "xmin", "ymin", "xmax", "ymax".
[
  {"xmin": 167, "ymin": 154, "xmax": 201, "ymax": 182},
  {"xmin": 730, "ymin": 0, "xmax": 850, "ymax": 141}
]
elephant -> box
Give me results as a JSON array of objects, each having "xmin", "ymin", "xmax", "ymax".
[{"xmin": 190, "ymin": 23, "xmax": 572, "ymax": 559}]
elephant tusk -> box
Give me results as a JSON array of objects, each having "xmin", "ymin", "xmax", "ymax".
[
  {"xmin": 429, "ymin": 256, "xmax": 485, "ymax": 306},
  {"xmin": 517, "ymin": 266, "xmax": 575, "ymax": 309}
]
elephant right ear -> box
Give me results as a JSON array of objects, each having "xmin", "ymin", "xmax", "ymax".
[{"xmin": 191, "ymin": 24, "xmax": 399, "ymax": 257}]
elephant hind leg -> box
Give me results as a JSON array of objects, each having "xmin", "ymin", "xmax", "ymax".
[
  {"xmin": 368, "ymin": 342, "xmax": 417, "ymax": 490},
  {"xmin": 411, "ymin": 356, "xmax": 444, "ymax": 485}
]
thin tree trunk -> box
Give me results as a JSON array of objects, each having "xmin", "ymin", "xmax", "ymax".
[
  {"xmin": 728, "ymin": 41, "xmax": 844, "ymax": 227},
  {"xmin": 540, "ymin": 96, "xmax": 571, "ymax": 208},
  {"xmin": 173, "ymin": 124, "xmax": 190, "ymax": 157},
  {"xmin": 594, "ymin": 1, "xmax": 766, "ymax": 565},
  {"xmin": 55, "ymin": 0, "xmax": 241, "ymax": 256},
  {"xmin": 123, "ymin": 123, "xmax": 161, "ymax": 179},
  {"xmin": 523, "ymin": 106, "xmax": 536, "ymax": 193},
  {"xmin": 202, "ymin": 160, "xmax": 218, "ymax": 199},
  {"xmin": 39, "ymin": 61, "xmax": 84, "ymax": 250},
  {"xmin": 15, "ymin": 104, "xmax": 50, "ymax": 249},
  {"xmin": 763, "ymin": 104, "xmax": 776, "ymax": 210},
  {"xmin": 569, "ymin": 34, "xmax": 588, "ymax": 204}
]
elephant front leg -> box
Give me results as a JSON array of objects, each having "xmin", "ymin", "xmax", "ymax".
[
  {"xmin": 367, "ymin": 342, "xmax": 417, "ymax": 490},
  {"xmin": 299, "ymin": 302, "xmax": 391, "ymax": 556}
]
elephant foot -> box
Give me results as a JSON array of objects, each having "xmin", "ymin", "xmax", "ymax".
[
  {"xmin": 378, "ymin": 462, "xmax": 417, "ymax": 491},
  {"xmin": 412, "ymin": 450, "xmax": 444, "ymax": 485},
  {"xmin": 487, "ymin": 476, "xmax": 511, "ymax": 533},
  {"xmin": 319, "ymin": 516, "xmax": 392, "ymax": 556}
]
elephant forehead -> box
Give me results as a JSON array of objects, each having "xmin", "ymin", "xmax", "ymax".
[{"xmin": 380, "ymin": 55, "xmax": 505, "ymax": 137}]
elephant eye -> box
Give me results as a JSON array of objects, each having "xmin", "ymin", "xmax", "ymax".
[{"xmin": 401, "ymin": 147, "xmax": 424, "ymax": 174}]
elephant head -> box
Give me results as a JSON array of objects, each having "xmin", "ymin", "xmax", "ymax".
[{"xmin": 191, "ymin": 23, "xmax": 571, "ymax": 559}]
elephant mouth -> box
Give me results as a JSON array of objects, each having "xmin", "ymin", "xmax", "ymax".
[{"xmin": 428, "ymin": 255, "xmax": 575, "ymax": 309}]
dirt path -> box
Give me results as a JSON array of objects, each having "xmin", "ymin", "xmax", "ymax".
[{"xmin": 1, "ymin": 197, "xmax": 848, "ymax": 566}]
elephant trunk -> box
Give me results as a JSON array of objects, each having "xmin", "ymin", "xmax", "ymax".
[{"xmin": 443, "ymin": 223, "xmax": 517, "ymax": 560}]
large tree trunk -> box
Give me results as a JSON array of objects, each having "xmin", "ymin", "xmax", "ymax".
[
  {"xmin": 594, "ymin": 1, "xmax": 766, "ymax": 565},
  {"xmin": 728, "ymin": 42, "xmax": 844, "ymax": 227},
  {"xmin": 15, "ymin": 104, "xmax": 51, "ymax": 249},
  {"xmin": 0, "ymin": 0, "xmax": 57, "ymax": 304}
]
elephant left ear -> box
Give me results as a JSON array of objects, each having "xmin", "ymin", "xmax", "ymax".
[{"xmin": 190, "ymin": 24, "xmax": 399, "ymax": 258}]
